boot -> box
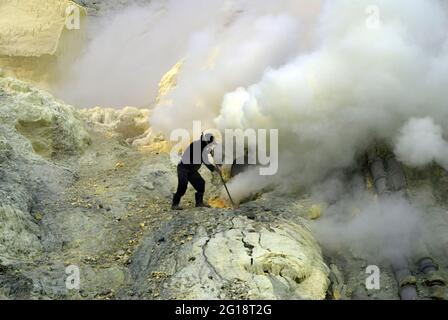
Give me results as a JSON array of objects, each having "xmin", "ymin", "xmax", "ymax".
[
  {"xmin": 171, "ymin": 194, "xmax": 183, "ymax": 210},
  {"xmin": 195, "ymin": 192, "xmax": 210, "ymax": 208}
]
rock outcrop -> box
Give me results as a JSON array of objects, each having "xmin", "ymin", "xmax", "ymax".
[
  {"xmin": 0, "ymin": 73, "xmax": 90, "ymax": 158},
  {"xmin": 2, "ymin": 74, "xmax": 448, "ymax": 300},
  {"xmin": 130, "ymin": 195, "xmax": 330, "ymax": 300},
  {"xmin": 79, "ymin": 106, "xmax": 150, "ymax": 142},
  {"xmin": 0, "ymin": 0, "xmax": 86, "ymax": 87},
  {"xmin": 0, "ymin": 74, "xmax": 89, "ymax": 262}
]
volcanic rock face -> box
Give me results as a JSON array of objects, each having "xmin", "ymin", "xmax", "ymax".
[
  {"xmin": 0, "ymin": 0, "xmax": 84, "ymax": 57},
  {"xmin": 0, "ymin": 205, "xmax": 42, "ymax": 260},
  {"xmin": 0, "ymin": 74, "xmax": 90, "ymax": 158},
  {"xmin": 79, "ymin": 106, "xmax": 150, "ymax": 142},
  {"xmin": 0, "ymin": 75, "xmax": 330, "ymax": 300},
  {"xmin": 0, "ymin": 0, "xmax": 86, "ymax": 86},
  {"xmin": 3, "ymin": 0, "xmax": 448, "ymax": 302},
  {"xmin": 131, "ymin": 209, "xmax": 329, "ymax": 300},
  {"xmin": 131, "ymin": 163, "xmax": 177, "ymax": 200},
  {"xmin": 2, "ymin": 73, "xmax": 448, "ymax": 300},
  {"xmin": 0, "ymin": 74, "xmax": 88, "ymax": 263}
]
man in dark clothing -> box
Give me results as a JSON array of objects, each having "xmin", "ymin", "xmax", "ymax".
[{"xmin": 172, "ymin": 133, "xmax": 218, "ymax": 210}]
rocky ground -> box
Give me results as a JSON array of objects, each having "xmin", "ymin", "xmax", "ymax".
[
  {"xmin": 1, "ymin": 74, "xmax": 448, "ymax": 300},
  {"xmin": 0, "ymin": 74, "xmax": 330, "ymax": 300},
  {"xmin": 2, "ymin": 0, "xmax": 448, "ymax": 302}
]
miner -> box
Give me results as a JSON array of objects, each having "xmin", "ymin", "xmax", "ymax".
[{"xmin": 172, "ymin": 133, "xmax": 219, "ymax": 210}]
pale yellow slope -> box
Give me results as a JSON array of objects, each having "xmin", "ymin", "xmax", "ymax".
[
  {"xmin": 0, "ymin": 0, "xmax": 85, "ymax": 57},
  {"xmin": 0, "ymin": 0, "xmax": 86, "ymax": 87}
]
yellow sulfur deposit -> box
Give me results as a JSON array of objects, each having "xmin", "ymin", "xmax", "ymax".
[
  {"xmin": 208, "ymin": 197, "xmax": 232, "ymax": 209},
  {"xmin": 157, "ymin": 60, "xmax": 183, "ymax": 103},
  {"xmin": 308, "ymin": 204, "xmax": 323, "ymax": 220},
  {"xmin": 365, "ymin": 175, "xmax": 374, "ymax": 191},
  {"xmin": 138, "ymin": 140, "xmax": 172, "ymax": 154},
  {"xmin": 0, "ymin": 0, "xmax": 85, "ymax": 57},
  {"xmin": 220, "ymin": 166, "xmax": 232, "ymax": 182},
  {"xmin": 0, "ymin": 0, "xmax": 86, "ymax": 86}
]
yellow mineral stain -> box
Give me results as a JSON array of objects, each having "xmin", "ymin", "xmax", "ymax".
[
  {"xmin": 208, "ymin": 197, "xmax": 232, "ymax": 209},
  {"xmin": 308, "ymin": 204, "xmax": 323, "ymax": 220},
  {"xmin": 157, "ymin": 60, "xmax": 183, "ymax": 102},
  {"xmin": 0, "ymin": 0, "xmax": 86, "ymax": 85}
]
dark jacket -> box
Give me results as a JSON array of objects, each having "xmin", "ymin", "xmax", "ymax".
[{"xmin": 179, "ymin": 140, "xmax": 215, "ymax": 172}]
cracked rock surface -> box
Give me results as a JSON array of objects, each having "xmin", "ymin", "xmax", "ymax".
[
  {"xmin": 0, "ymin": 75, "xmax": 329, "ymax": 299},
  {"xmin": 130, "ymin": 208, "xmax": 329, "ymax": 300}
]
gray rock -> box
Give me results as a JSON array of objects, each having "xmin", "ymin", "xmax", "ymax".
[
  {"xmin": 131, "ymin": 162, "xmax": 176, "ymax": 199},
  {"xmin": 130, "ymin": 206, "xmax": 329, "ymax": 300}
]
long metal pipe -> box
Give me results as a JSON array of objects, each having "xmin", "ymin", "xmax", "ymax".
[{"xmin": 368, "ymin": 151, "xmax": 418, "ymax": 300}]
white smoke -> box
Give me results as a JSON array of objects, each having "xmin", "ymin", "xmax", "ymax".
[
  {"xmin": 59, "ymin": 1, "xmax": 448, "ymax": 182},
  {"xmin": 60, "ymin": 0, "xmax": 448, "ymax": 202},
  {"xmin": 394, "ymin": 117, "xmax": 448, "ymax": 169},
  {"xmin": 214, "ymin": 0, "xmax": 448, "ymax": 196},
  {"xmin": 56, "ymin": 0, "xmax": 320, "ymax": 109},
  {"xmin": 222, "ymin": 167, "xmax": 274, "ymax": 204},
  {"xmin": 54, "ymin": 0, "xmax": 448, "ymax": 263},
  {"xmin": 209, "ymin": 0, "xmax": 448, "ymax": 261},
  {"xmin": 312, "ymin": 192, "xmax": 423, "ymax": 262}
]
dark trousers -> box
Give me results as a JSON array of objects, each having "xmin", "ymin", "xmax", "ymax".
[{"xmin": 175, "ymin": 165, "xmax": 205, "ymax": 199}]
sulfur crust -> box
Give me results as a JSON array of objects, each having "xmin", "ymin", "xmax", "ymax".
[
  {"xmin": 0, "ymin": 0, "xmax": 85, "ymax": 56},
  {"xmin": 0, "ymin": 0, "xmax": 86, "ymax": 87}
]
